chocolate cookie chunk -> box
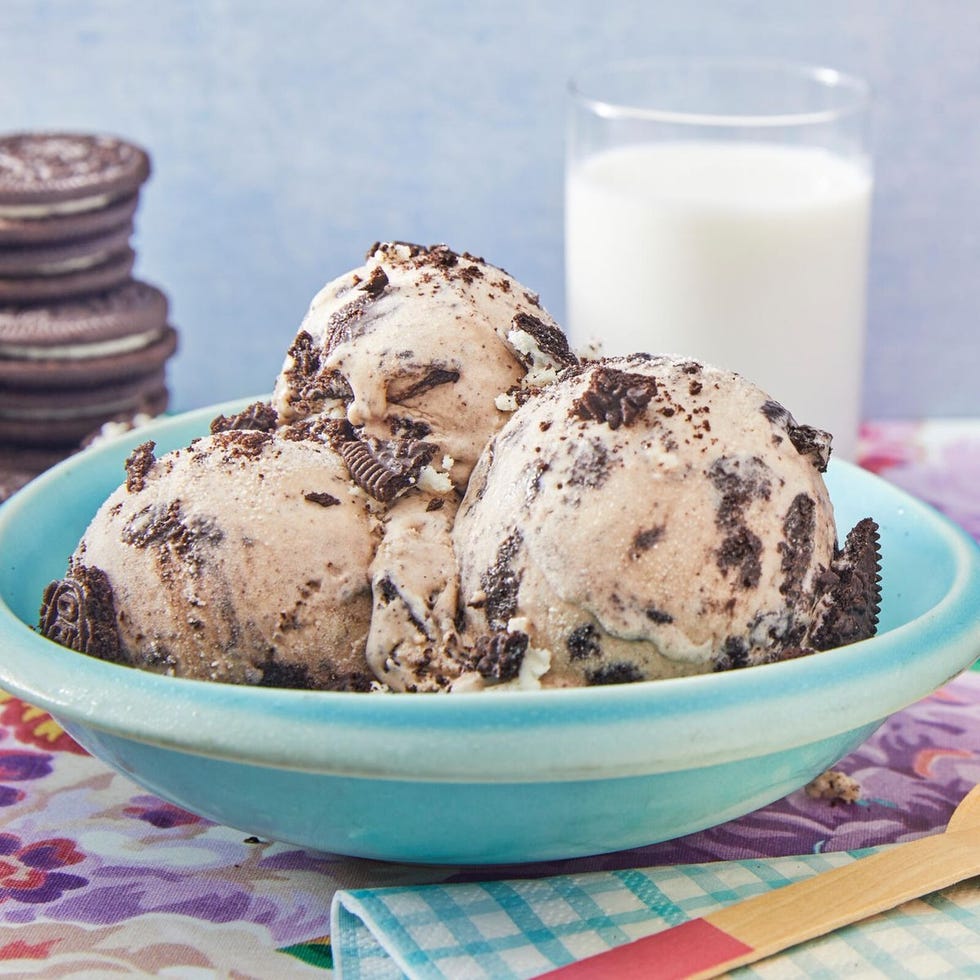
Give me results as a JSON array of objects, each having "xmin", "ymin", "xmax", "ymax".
[
  {"xmin": 809, "ymin": 518, "xmax": 882, "ymax": 650},
  {"xmin": 572, "ymin": 367, "xmax": 658, "ymax": 429},
  {"xmin": 210, "ymin": 401, "xmax": 279, "ymax": 435},
  {"xmin": 39, "ymin": 560, "xmax": 122, "ymax": 661},
  {"xmin": 468, "ymin": 630, "xmax": 528, "ymax": 682},
  {"xmin": 338, "ymin": 433, "xmax": 437, "ymax": 503}
]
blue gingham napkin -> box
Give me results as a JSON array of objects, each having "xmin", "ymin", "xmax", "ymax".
[{"xmin": 330, "ymin": 850, "xmax": 980, "ymax": 978}]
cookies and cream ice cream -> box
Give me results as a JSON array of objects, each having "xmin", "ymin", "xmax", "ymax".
[
  {"xmin": 39, "ymin": 242, "xmax": 881, "ymax": 693},
  {"xmin": 453, "ymin": 355, "xmax": 881, "ymax": 687},
  {"xmin": 41, "ymin": 406, "xmax": 384, "ymax": 690},
  {"xmin": 272, "ymin": 241, "xmax": 576, "ymax": 487},
  {"xmin": 364, "ymin": 491, "xmax": 466, "ymax": 692}
]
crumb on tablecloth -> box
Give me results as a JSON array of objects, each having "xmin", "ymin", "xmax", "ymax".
[{"xmin": 805, "ymin": 769, "xmax": 861, "ymax": 804}]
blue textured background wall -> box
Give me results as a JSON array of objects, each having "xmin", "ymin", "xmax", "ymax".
[{"xmin": 2, "ymin": 1, "xmax": 978, "ymax": 420}]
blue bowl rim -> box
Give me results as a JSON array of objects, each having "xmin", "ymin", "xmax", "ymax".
[{"xmin": 0, "ymin": 398, "xmax": 978, "ymax": 783}]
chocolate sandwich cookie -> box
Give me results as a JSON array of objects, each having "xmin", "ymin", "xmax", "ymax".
[
  {"xmin": 0, "ymin": 324, "xmax": 177, "ymax": 389},
  {"xmin": 0, "ymin": 247, "xmax": 135, "ymax": 304},
  {"xmin": 0, "ymin": 369, "xmax": 169, "ymax": 447},
  {"xmin": 0, "ymin": 193, "xmax": 139, "ymax": 246},
  {"xmin": 0, "ymin": 280, "xmax": 178, "ymax": 441},
  {"xmin": 0, "ymin": 368, "xmax": 166, "ymax": 414},
  {"xmin": 0, "ymin": 222, "xmax": 132, "ymax": 277},
  {"xmin": 0, "ymin": 279, "xmax": 169, "ymax": 356},
  {"xmin": 0, "ymin": 132, "xmax": 150, "ymax": 217}
]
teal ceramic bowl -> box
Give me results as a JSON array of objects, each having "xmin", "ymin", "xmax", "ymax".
[{"xmin": 1, "ymin": 399, "xmax": 979, "ymax": 865}]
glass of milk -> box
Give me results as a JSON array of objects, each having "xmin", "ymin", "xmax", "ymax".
[{"xmin": 565, "ymin": 58, "xmax": 872, "ymax": 459}]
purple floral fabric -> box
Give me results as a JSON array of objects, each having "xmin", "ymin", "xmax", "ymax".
[
  {"xmin": 860, "ymin": 419, "xmax": 980, "ymax": 539},
  {"xmin": 0, "ymin": 419, "xmax": 975, "ymax": 976}
]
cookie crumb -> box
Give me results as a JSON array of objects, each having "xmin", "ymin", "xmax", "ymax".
[
  {"xmin": 124, "ymin": 441, "xmax": 156, "ymax": 492},
  {"xmin": 805, "ymin": 769, "xmax": 860, "ymax": 805},
  {"xmin": 304, "ymin": 491, "xmax": 341, "ymax": 507},
  {"xmin": 210, "ymin": 401, "xmax": 278, "ymax": 434}
]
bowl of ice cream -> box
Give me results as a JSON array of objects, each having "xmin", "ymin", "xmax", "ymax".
[
  {"xmin": 0, "ymin": 395, "xmax": 979, "ymax": 864},
  {"xmin": 1, "ymin": 241, "xmax": 979, "ymax": 864}
]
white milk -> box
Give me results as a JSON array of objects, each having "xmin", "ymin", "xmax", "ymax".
[{"xmin": 565, "ymin": 141, "xmax": 872, "ymax": 459}]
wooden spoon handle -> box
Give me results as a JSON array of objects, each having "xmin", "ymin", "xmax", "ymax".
[
  {"xmin": 542, "ymin": 830, "xmax": 980, "ymax": 980},
  {"xmin": 706, "ymin": 829, "xmax": 980, "ymax": 971}
]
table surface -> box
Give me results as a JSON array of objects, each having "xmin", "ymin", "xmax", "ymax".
[{"xmin": 0, "ymin": 418, "xmax": 977, "ymax": 977}]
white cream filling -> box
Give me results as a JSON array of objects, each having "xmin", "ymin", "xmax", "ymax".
[
  {"xmin": 27, "ymin": 246, "xmax": 120, "ymax": 276},
  {"xmin": 0, "ymin": 328, "xmax": 161, "ymax": 361},
  {"xmin": 416, "ymin": 462, "xmax": 454, "ymax": 495},
  {"xmin": 507, "ymin": 327, "xmax": 562, "ymax": 387},
  {"xmin": 0, "ymin": 192, "xmax": 115, "ymax": 219},
  {"xmin": 494, "ymin": 391, "xmax": 520, "ymax": 413},
  {"xmin": 515, "ymin": 643, "xmax": 551, "ymax": 689}
]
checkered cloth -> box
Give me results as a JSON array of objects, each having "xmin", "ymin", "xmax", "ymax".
[{"xmin": 331, "ymin": 849, "xmax": 980, "ymax": 978}]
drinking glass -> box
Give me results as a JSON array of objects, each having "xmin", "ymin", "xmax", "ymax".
[{"xmin": 565, "ymin": 58, "xmax": 872, "ymax": 459}]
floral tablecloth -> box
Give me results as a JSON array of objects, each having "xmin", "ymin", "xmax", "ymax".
[{"xmin": 0, "ymin": 419, "xmax": 977, "ymax": 977}]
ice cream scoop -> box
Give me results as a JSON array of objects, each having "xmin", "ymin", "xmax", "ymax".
[
  {"xmin": 40, "ymin": 407, "xmax": 382, "ymax": 689},
  {"xmin": 452, "ymin": 354, "xmax": 881, "ymax": 687},
  {"xmin": 364, "ymin": 491, "xmax": 466, "ymax": 692},
  {"xmin": 365, "ymin": 490, "xmax": 551, "ymax": 693},
  {"xmin": 272, "ymin": 241, "xmax": 576, "ymax": 487}
]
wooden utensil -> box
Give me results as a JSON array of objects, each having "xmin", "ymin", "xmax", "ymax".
[{"xmin": 542, "ymin": 785, "xmax": 980, "ymax": 979}]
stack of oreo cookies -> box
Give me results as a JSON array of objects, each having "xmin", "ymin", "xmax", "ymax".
[{"xmin": 0, "ymin": 132, "xmax": 178, "ymax": 500}]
